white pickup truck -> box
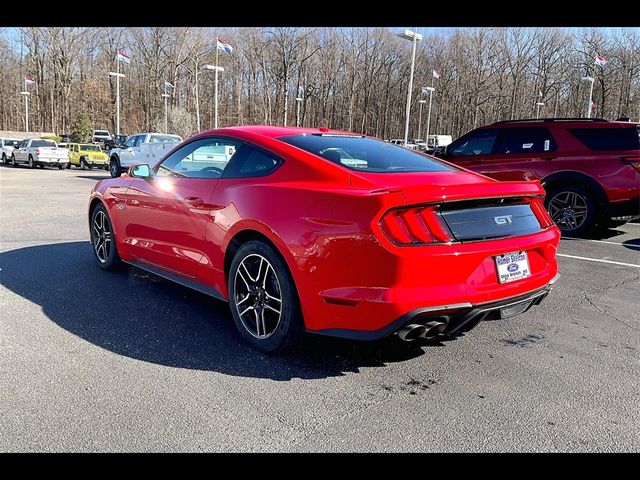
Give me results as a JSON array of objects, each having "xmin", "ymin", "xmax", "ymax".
[
  {"xmin": 109, "ymin": 132, "xmax": 182, "ymax": 177},
  {"xmin": 10, "ymin": 138, "xmax": 69, "ymax": 169},
  {"xmin": 1, "ymin": 137, "xmax": 21, "ymax": 164}
]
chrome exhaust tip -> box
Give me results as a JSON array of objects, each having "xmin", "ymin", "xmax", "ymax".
[
  {"xmin": 397, "ymin": 323, "xmax": 427, "ymax": 342},
  {"xmin": 420, "ymin": 321, "xmax": 447, "ymax": 338}
]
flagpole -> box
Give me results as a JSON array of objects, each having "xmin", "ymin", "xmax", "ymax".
[
  {"xmin": 214, "ymin": 43, "xmax": 219, "ymax": 129},
  {"xmin": 587, "ymin": 77, "xmax": 594, "ymax": 118}
]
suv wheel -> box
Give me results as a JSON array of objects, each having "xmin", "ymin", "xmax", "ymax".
[
  {"xmin": 28, "ymin": 156, "xmax": 35, "ymax": 169},
  {"xmin": 1, "ymin": 153, "xmax": 6, "ymax": 165},
  {"xmin": 109, "ymin": 158, "xmax": 121, "ymax": 178},
  {"xmin": 545, "ymin": 185, "xmax": 596, "ymax": 237},
  {"xmin": 228, "ymin": 240, "xmax": 304, "ymax": 353}
]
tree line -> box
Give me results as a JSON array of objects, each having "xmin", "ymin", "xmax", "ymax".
[{"xmin": 1, "ymin": 27, "xmax": 638, "ymax": 140}]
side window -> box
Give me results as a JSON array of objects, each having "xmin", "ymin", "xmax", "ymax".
[
  {"xmin": 223, "ymin": 145, "xmax": 281, "ymax": 178},
  {"xmin": 19, "ymin": 140, "xmax": 27, "ymax": 148},
  {"xmin": 133, "ymin": 135, "xmax": 144, "ymax": 147},
  {"xmin": 448, "ymin": 129, "xmax": 498, "ymax": 156},
  {"xmin": 498, "ymin": 127, "xmax": 557, "ymax": 154},
  {"xmin": 155, "ymin": 138, "xmax": 241, "ymax": 179},
  {"xmin": 125, "ymin": 136, "xmax": 137, "ymax": 148}
]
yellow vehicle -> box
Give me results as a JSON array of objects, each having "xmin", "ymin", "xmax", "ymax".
[{"xmin": 66, "ymin": 143, "xmax": 109, "ymax": 170}]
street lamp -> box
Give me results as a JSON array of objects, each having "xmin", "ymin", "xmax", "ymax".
[
  {"xmin": 161, "ymin": 81, "xmax": 174, "ymax": 134},
  {"xmin": 20, "ymin": 91, "xmax": 30, "ymax": 133},
  {"xmin": 396, "ymin": 29, "xmax": 422, "ymax": 147},
  {"xmin": 202, "ymin": 64, "xmax": 225, "ymax": 128},
  {"xmin": 535, "ymin": 101, "xmax": 544, "ymax": 119},
  {"xmin": 581, "ymin": 76, "xmax": 595, "ymax": 118},
  {"xmin": 424, "ymin": 86, "xmax": 435, "ymax": 149},
  {"xmin": 417, "ymin": 99, "xmax": 427, "ymax": 142},
  {"xmin": 296, "ymin": 85, "xmax": 304, "ymax": 128},
  {"xmin": 109, "ymin": 71, "xmax": 126, "ymax": 135}
]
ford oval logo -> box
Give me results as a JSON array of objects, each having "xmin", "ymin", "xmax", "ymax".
[
  {"xmin": 494, "ymin": 215, "xmax": 513, "ymax": 225},
  {"xmin": 508, "ymin": 263, "xmax": 519, "ymax": 272}
]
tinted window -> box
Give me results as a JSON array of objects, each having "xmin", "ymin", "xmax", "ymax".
[
  {"xmin": 156, "ymin": 138, "xmax": 240, "ymax": 179},
  {"xmin": 81, "ymin": 145, "xmax": 101, "ymax": 152},
  {"xmin": 279, "ymin": 135, "xmax": 454, "ymax": 173},
  {"xmin": 94, "ymin": 131, "xmax": 110, "ymax": 136},
  {"xmin": 448, "ymin": 129, "xmax": 498, "ymax": 156},
  {"xmin": 497, "ymin": 127, "xmax": 557, "ymax": 154},
  {"xmin": 30, "ymin": 140, "xmax": 56, "ymax": 147},
  {"xmin": 223, "ymin": 146, "xmax": 280, "ymax": 178},
  {"xmin": 568, "ymin": 127, "xmax": 640, "ymax": 151}
]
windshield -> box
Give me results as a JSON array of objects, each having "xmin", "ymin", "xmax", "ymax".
[
  {"xmin": 149, "ymin": 134, "xmax": 182, "ymax": 143},
  {"xmin": 279, "ymin": 134, "xmax": 455, "ymax": 173},
  {"xmin": 31, "ymin": 140, "xmax": 57, "ymax": 148},
  {"xmin": 94, "ymin": 131, "xmax": 110, "ymax": 136},
  {"xmin": 80, "ymin": 145, "xmax": 101, "ymax": 152}
]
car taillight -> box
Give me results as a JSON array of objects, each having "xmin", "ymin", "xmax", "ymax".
[
  {"xmin": 379, "ymin": 205, "xmax": 451, "ymax": 246},
  {"xmin": 527, "ymin": 198, "xmax": 554, "ymax": 228},
  {"xmin": 35, "ymin": 149, "xmax": 40, "ymax": 156},
  {"xmin": 621, "ymin": 156, "xmax": 640, "ymax": 173}
]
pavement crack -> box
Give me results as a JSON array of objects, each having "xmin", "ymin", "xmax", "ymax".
[{"xmin": 581, "ymin": 291, "xmax": 640, "ymax": 332}]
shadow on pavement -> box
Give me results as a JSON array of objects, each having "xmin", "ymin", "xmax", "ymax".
[{"xmin": 0, "ymin": 241, "xmax": 439, "ymax": 381}]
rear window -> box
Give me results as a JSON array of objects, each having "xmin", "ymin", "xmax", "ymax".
[
  {"xmin": 568, "ymin": 127, "xmax": 640, "ymax": 151},
  {"xmin": 94, "ymin": 131, "xmax": 110, "ymax": 136},
  {"xmin": 81, "ymin": 145, "xmax": 101, "ymax": 152},
  {"xmin": 31, "ymin": 140, "xmax": 56, "ymax": 147},
  {"xmin": 279, "ymin": 135, "xmax": 455, "ymax": 173}
]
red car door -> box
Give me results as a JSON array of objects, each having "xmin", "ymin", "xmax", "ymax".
[
  {"xmin": 478, "ymin": 126, "xmax": 559, "ymax": 182},
  {"xmin": 123, "ymin": 138, "xmax": 238, "ymax": 278}
]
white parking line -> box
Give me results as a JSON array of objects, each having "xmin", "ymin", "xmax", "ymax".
[
  {"xmin": 557, "ymin": 253, "xmax": 640, "ymax": 268},
  {"xmin": 562, "ymin": 237, "xmax": 640, "ymax": 250}
]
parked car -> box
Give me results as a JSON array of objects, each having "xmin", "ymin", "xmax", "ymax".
[
  {"xmin": 1, "ymin": 137, "xmax": 21, "ymax": 164},
  {"xmin": 102, "ymin": 134, "xmax": 128, "ymax": 151},
  {"xmin": 10, "ymin": 138, "xmax": 69, "ymax": 169},
  {"xmin": 92, "ymin": 129, "xmax": 112, "ymax": 147},
  {"xmin": 59, "ymin": 134, "xmax": 71, "ymax": 143},
  {"xmin": 388, "ymin": 138, "xmax": 419, "ymax": 150},
  {"xmin": 89, "ymin": 126, "xmax": 560, "ymax": 352},
  {"xmin": 108, "ymin": 132, "xmax": 182, "ymax": 177},
  {"xmin": 66, "ymin": 143, "xmax": 109, "ymax": 170},
  {"xmin": 427, "ymin": 134, "xmax": 453, "ymax": 149},
  {"xmin": 436, "ymin": 118, "xmax": 640, "ymax": 235}
]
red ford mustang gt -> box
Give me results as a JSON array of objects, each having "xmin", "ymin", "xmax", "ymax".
[{"xmin": 88, "ymin": 126, "xmax": 560, "ymax": 352}]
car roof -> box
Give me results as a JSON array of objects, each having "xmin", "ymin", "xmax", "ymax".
[
  {"xmin": 192, "ymin": 125, "xmax": 360, "ymax": 140},
  {"xmin": 485, "ymin": 118, "xmax": 640, "ymax": 128}
]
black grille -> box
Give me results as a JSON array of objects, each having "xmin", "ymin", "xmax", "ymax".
[{"xmin": 440, "ymin": 201, "xmax": 542, "ymax": 241}]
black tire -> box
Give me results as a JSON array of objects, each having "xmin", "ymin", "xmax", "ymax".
[
  {"xmin": 90, "ymin": 203, "xmax": 122, "ymax": 271},
  {"xmin": 28, "ymin": 155, "xmax": 35, "ymax": 169},
  {"xmin": 1, "ymin": 153, "xmax": 6, "ymax": 165},
  {"xmin": 10, "ymin": 154, "xmax": 16, "ymax": 167},
  {"xmin": 81, "ymin": 157, "xmax": 88, "ymax": 170},
  {"xmin": 66, "ymin": 162, "xmax": 71, "ymax": 169},
  {"xmin": 544, "ymin": 185, "xmax": 597, "ymax": 237},
  {"xmin": 109, "ymin": 157, "xmax": 121, "ymax": 178},
  {"xmin": 228, "ymin": 240, "xmax": 304, "ymax": 353}
]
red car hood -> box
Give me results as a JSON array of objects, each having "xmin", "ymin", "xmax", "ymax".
[{"xmin": 350, "ymin": 171, "xmax": 545, "ymax": 205}]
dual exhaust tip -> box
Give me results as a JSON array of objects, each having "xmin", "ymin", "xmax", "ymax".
[{"xmin": 397, "ymin": 321, "xmax": 446, "ymax": 342}]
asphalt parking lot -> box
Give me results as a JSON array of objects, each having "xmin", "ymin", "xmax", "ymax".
[{"xmin": 0, "ymin": 164, "xmax": 638, "ymax": 452}]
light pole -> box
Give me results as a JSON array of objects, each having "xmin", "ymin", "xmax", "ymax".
[
  {"xmin": 161, "ymin": 81, "xmax": 174, "ymax": 134},
  {"xmin": 535, "ymin": 102, "xmax": 544, "ymax": 119},
  {"xmin": 296, "ymin": 85, "xmax": 304, "ymax": 128},
  {"xmin": 397, "ymin": 29, "xmax": 422, "ymax": 147},
  {"xmin": 109, "ymin": 71, "xmax": 126, "ymax": 135},
  {"xmin": 424, "ymin": 86, "xmax": 435, "ymax": 148},
  {"xmin": 417, "ymin": 99, "xmax": 426, "ymax": 141},
  {"xmin": 20, "ymin": 90, "xmax": 30, "ymax": 133},
  {"xmin": 581, "ymin": 76, "xmax": 595, "ymax": 118},
  {"xmin": 202, "ymin": 64, "xmax": 225, "ymax": 128}
]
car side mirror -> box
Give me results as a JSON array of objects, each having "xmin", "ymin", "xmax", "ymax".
[{"xmin": 131, "ymin": 164, "xmax": 151, "ymax": 178}]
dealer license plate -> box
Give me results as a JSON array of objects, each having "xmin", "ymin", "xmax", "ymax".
[{"xmin": 495, "ymin": 251, "xmax": 531, "ymax": 284}]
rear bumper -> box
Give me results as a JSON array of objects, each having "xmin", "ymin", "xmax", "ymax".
[
  {"xmin": 312, "ymin": 273, "xmax": 559, "ymax": 341},
  {"xmin": 604, "ymin": 198, "xmax": 640, "ymax": 221},
  {"xmin": 36, "ymin": 157, "xmax": 67, "ymax": 164}
]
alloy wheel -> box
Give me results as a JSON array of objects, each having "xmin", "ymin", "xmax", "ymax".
[
  {"xmin": 547, "ymin": 191, "xmax": 588, "ymax": 231},
  {"xmin": 92, "ymin": 210, "xmax": 112, "ymax": 263},
  {"xmin": 233, "ymin": 253, "xmax": 282, "ymax": 339}
]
